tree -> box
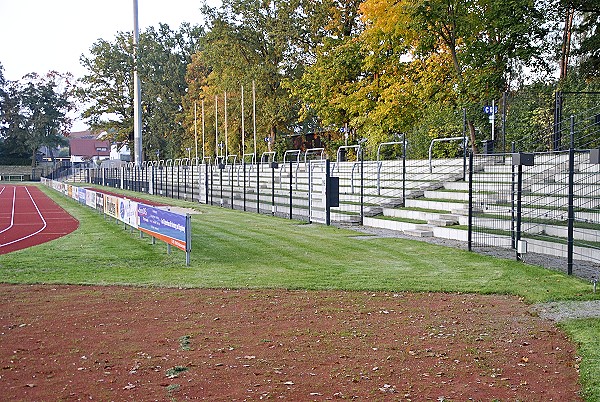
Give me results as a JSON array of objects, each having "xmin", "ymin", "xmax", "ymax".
[
  {"xmin": 78, "ymin": 32, "xmax": 134, "ymax": 147},
  {"xmin": 78, "ymin": 24, "xmax": 203, "ymax": 160},
  {"xmin": 185, "ymin": 0, "xmax": 332, "ymax": 159},
  {"xmin": 303, "ymin": 0, "xmax": 550, "ymax": 154},
  {"xmin": 287, "ymin": 0, "xmax": 365, "ymax": 153},
  {"xmin": 1, "ymin": 72, "xmax": 74, "ymax": 167}
]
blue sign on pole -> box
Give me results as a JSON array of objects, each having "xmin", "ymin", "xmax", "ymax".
[{"xmin": 483, "ymin": 105, "xmax": 498, "ymax": 115}]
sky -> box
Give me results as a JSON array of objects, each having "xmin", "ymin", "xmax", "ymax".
[{"xmin": 0, "ymin": 0, "xmax": 218, "ymax": 129}]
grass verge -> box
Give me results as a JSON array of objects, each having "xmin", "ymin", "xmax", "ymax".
[
  {"xmin": 560, "ymin": 319, "xmax": 600, "ymax": 401},
  {"xmin": 0, "ymin": 184, "xmax": 596, "ymax": 304}
]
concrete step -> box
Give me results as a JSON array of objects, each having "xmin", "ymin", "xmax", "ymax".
[{"xmin": 404, "ymin": 228, "xmax": 434, "ymax": 237}]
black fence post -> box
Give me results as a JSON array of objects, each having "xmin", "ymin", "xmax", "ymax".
[
  {"xmin": 184, "ymin": 164, "xmax": 188, "ymax": 199},
  {"xmin": 511, "ymin": 142, "xmax": 516, "ymax": 249},
  {"xmin": 271, "ymin": 162, "xmax": 276, "ymax": 215},
  {"xmin": 170, "ymin": 165, "xmax": 174, "ymax": 198},
  {"xmin": 326, "ymin": 159, "xmax": 331, "ymax": 226},
  {"xmin": 243, "ymin": 162, "xmax": 247, "ymax": 211},
  {"xmin": 468, "ymin": 152, "xmax": 473, "ymax": 252},
  {"xmin": 402, "ymin": 141, "xmax": 406, "ymax": 207},
  {"xmin": 191, "ymin": 163, "xmax": 194, "ymax": 201},
  {"xmin": 567, "ymin": 116, "xmax": 575, "ymax": 275},
  {"xmin": 204, "ymin": 162, "xmax": 208, "ymax": 204},
  {"xmin": 210, "ymin": 163, "xmax": 213, "ymax": 205},
  {"xmin": 516, "ymin": 162, "xmax": 523, "ymax": 262},
  {"xmin": 177, "ymin": 166, "xmax": 181, "ymax": 199},
  {"xmin": 512, "ymin": 152, "xmax": 534, "ymax": 261},
  {"xmin": 219, "ymin": 164, "xmax": 224, "ymax": 207},
  {"xmin": 256, "ymin": 161, "xmax": 260, "ymax": 214}
]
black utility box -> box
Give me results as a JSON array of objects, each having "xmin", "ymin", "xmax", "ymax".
[{"xmin": 512, "ymin": 152, "xmax": 534, "ymax": 166}]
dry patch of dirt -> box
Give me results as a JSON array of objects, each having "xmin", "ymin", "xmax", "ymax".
[{"xmin": 0, "ymin": 285, "xmax": 581, "ymax": 401}]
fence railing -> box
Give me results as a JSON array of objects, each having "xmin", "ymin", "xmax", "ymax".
[{"xmin": 50, "ymin": 106, "xmax": 600, "ymax": 277}]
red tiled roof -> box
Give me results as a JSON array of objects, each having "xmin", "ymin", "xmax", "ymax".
[
  {"xmin": 69, "ymin": 138, "xmax": 111, "ymax": 157},
  {"xmin": 68, "ymin": 130, "xmax": 101, "ymax": 139}
]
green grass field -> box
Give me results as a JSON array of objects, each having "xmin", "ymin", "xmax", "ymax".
[{"xmin": 1, "ymin": 184, "xmax": 599, "ymax": 400}]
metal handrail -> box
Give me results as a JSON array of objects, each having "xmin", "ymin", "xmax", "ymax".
[
  {"xmin": 376, "ymin": 140, "xmax": 407, "ymax": 162},
  {"xmin": 304, "ymin": 148, "xmax": 325, "ymax": 164},
  {"xmin": 283, "ymin": 150, "xmax": 300, "ymax": 165},
  {"xmin": 334, "ymin": 145, "xmax": 362, "ymax": 172},
  {"xmin": 214, "ymin": 155, "xmax": 225, "ymax": 166},
  {"xmin": 429, "ymin": 136, "xmax": 465, "ymax": 173},
  {"xmin": 227, "ymin": 154, "xmax": 238, "ymax": 165},
  {"xmin": 260, "ymin": 152, "xmax": 276, "ymax": 172},
  {"xmin": 243, "ymin": 153, "xmax": 256, "ymax": 165},
  {"xmin": 376, "ymin": 140, "xmax": 407, "ymax": 195}
]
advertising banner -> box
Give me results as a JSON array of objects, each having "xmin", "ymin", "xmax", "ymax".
[
  {"xmin": 95, "ymin": 192, "xmax": 104, "ymax": 213},
  {"xmin": 42, "ymin": 179, "xmax": 192, "ymax": 265},
  {"xmin": 119, "ymin": 198, "xmax": 139, "ymax": 229},
  {"xmin": 104, "ymin": 195, "xmax": 119, "ymax": 219},
  {"xmin": 78, "ymin": 188, "xmax": 86, "ymax": 205},
  {"xmin": 85, "ymin": 190, "xmax": 96, "ymax": 209},
  {"xmin": 138, "ymin": 204, "xmax": 189, "ymax": 251}
]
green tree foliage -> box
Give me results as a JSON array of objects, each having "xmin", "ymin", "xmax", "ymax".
[
  {"xmin": 0, "ymin": 71, "xmax": 74, "ymax": 167},
  {"xmin": 293, "ymin": 0, "xmax": 548, "ymax": 156},
  {"xmin": 78, "ymin": 24, "xmax": 203, "ymax": 160},
  {"xmin": 184, "ymin": 0, "xmax": 333, "ymax": 160},
  {"xmin": 571, "ymin": 2, "xmax": 600, "ymax": 80}
]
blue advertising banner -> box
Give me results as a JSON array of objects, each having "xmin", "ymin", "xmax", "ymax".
[
  {"xmin": 137, "ymin": 204, "xmax": 189, "ymax": 251},
  {"xmin": 78, "ymin": 188, "xmax": 87, "ymax": 205}
]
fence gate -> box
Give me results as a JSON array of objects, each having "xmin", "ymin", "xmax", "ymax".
[
  {"xmin": 308, "ymin": 160, "xmax": 327, "ymax": 224},
  {"xmin": 469, "ymin": 153, "xmax": 515, "ymax": 252}
]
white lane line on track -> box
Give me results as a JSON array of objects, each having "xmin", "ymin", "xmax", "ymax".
[
  {"xmin": 0, "ymin": 186, "xmax": 48, "ymax": 248},
  {"xmin": 0, "ymin": 186, "xmax": 16, "ymax": 234}
]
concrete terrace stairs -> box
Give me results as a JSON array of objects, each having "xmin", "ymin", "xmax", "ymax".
[
  {"xmin": 75, "ymin": 154, "xmax": 600, "ymax": 264},
  {"xmin": 359, "ymin": 155, "xmax": 600, "ymax": 265}
]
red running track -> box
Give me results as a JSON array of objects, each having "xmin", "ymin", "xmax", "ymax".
[{"xmin": 0, "ymin": 185, "xmax": 79, "ymax": 255}]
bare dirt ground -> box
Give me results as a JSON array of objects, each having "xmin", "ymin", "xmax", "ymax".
[{"xmin": 0, "ymin": 285, "xmax": 582, "ymax": 401}]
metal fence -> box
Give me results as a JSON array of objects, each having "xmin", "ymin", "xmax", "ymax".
[{"xmin": 52, "ymin": 105, "xmax": 600, "ymax": 277}]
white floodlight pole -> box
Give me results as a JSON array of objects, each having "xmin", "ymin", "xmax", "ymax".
[
  {"xmin": 215, "ymin": 95, "xmax": 218, "ymax": 158},
  {"xmin": 491, "ymin": 99, "xmax": 496, "ymax": 142},
  {"xmin": 194, "ymin": 101, "xmax": 198, "ymax": 160},
  {"xmin": 133, "ymin": 0, "xmax": 143, "ymax": 165},
  {"xmin": 241, "ymin": 85, "xmax": 245, "ymax": 156},
  {"xmin": 253, "ymin": 80, "xmax": 256, "ymax": 159},
  {"xmin": 201, "ymin": 100, "xmax": 205, "ymax": 160}
]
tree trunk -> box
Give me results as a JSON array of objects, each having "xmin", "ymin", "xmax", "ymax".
[
  {"xmin": 269, "ymin": 126, "xmax": 276, "ymax": 153},
  {"xmin": 467, "ymin": 120, "xmax": 477, "ymax": 154},
  {"xmin": 560, "ymin": 8, "xmax": 575, "ymax": 81}
]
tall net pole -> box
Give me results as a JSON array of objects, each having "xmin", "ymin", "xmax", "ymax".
[{"xmin": 133, "ymin": 0, "xmax": 143, "ymax": 165}]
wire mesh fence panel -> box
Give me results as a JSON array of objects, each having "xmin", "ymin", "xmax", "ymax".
[
  {"xmin": 308, "ymin": 160, "xmax": 326, "ymax": 224},
  {"xmin": 470, "ymin": 153, "xmax": 515, "ymax": 250},
  {"xmin": 330, "ymin": 160, "xmax": 363, "ymax": 224},
  {"xmin": 519, "ymin": 152, "xmax": 573, "ymax": 265},
  {"xmin": 571, "ymin": 151, "xmax": 600, "ymax": 271}
]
